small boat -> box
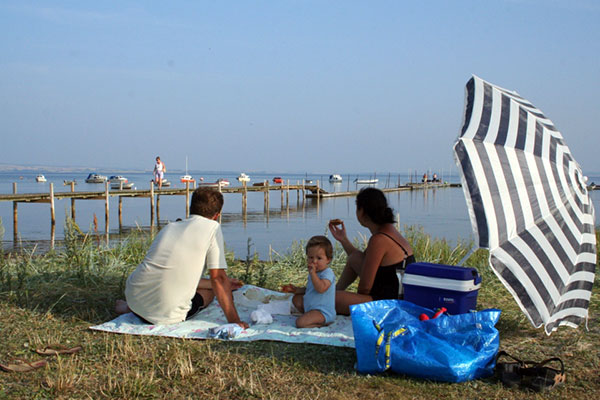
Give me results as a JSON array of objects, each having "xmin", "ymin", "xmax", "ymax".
[
  {"xmin": 180, "ymin": 156, "xmax": 196, "ymax": 183},
  {"xmin": 329, "ymin": 174, "xmax": 342, "ymax": 183},
  {"xmin": 111, "ymin": 181, "xmax": 135, "ymax": 190},
  {"xmin": 109, "ymin": 175, "xmax": 128, "ymax": 183},
  {"xmin": 63, "ymin": 180, "xmax": 77, "ymax": 186},
  {"xmin": 237, "ymin": 173, "xmax": 251, "ymax": 182},
  {"xmin": 198, "ymin": 179, "xmax": 230, "ymax": 188},
  {"xmin": 304, "ymin": 179, "xmax": 313, "ymax": 184},
  {"xmin": 354, "ymin": 178, "xmax": 379, "ymax": 184},
  {"xmin": 180, "ymin": 174, "xmax": 195, "ymax": 183},
  {"xmin": 153, "ymin": 178, "xmax": 171, "ymax": 188},
  {"xmin": 35, "ymin": 174, "xmax": 47, "ymax": 182},
  {"xmin": 253, "ymin": 181, "xmax": 267, "ymax": 187},
  {"xmin": 85, "ymin": 173, "xmax": 107, "ymax": 183},
  {"xmin": 273, "ymin": 177, "xmax": 283, "ymax": 184}
]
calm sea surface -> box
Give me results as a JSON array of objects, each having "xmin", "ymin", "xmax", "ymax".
[{"xmin": 1, "ymin": 171, "xmax": 598, "ymax": 259}]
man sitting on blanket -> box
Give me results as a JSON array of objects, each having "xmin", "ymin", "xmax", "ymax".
[{"xmin": 115, "ymin": 188, "xmax": 248, "ymax": 329}]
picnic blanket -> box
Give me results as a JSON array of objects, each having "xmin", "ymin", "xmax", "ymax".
[{"xmin": 91, "ymin": 285, "xmax": 355, "ymax": 348}]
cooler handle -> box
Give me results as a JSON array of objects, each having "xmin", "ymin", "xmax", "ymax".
[{"xmin": 472, "ymin": 268, "xmax": 482, "ymax": 285}]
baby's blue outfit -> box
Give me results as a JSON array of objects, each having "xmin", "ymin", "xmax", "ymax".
[{"xmin": 304, "ymin": 267, "xmax": 336, "ymax": 324}]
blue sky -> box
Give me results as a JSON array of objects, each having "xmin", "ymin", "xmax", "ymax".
[{"xmin": 1, "ymin": 1, "xmax": 599, "ymax": 174}]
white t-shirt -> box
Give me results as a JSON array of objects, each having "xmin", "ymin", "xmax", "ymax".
[{"xmin": 125, "ymin": 215, "xmax": 227, "ymax": 324}]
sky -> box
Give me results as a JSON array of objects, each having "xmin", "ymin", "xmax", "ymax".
[{"xmin": 1, "ymin": 1, "xmax": 599, "ymax": 175}]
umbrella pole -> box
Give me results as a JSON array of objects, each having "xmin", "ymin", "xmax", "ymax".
[{"xmin": 457, "ymin": 247, "xmax": 476, "ymax": 266}]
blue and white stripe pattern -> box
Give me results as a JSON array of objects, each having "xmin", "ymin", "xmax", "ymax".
[{"xmin": 453, "ymin": 75, "xmax": 596, "ymax": 334}]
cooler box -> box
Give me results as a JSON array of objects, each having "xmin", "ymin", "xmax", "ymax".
[{"xmin": 402, "ymin": 262, "xmax": 481, "ymax": 315}]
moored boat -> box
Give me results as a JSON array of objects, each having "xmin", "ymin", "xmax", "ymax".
[
  {"xmin": 273, "ymin": 177, "xmax": 283, "ymax": 184},
  {"xmin": 198, "ymin": 179, "xmax": 230, "ymax": 188},
  {"xmin": 180, "ymin": 175, "xmax": 196, "ymax": 183},
  {"xmin": 35, "ymin": 174, "xmax": 47, "ymax": 183},
  {"xmin": 109, "ymin": 175, "xmax": 128, "ymax": 183},
  {"xmin": 237, "ymin": 173, "xmax": 250, "ymax": 182},
  {"xmin": 180, "ymin": 156, "xmax": 196, "ymax": 183},
  {"xmin": 354, "ymin": 178, "xmax": 378, "ymax": 184},
  {"xmin": 110, "ymin": 181, "xmax": 135, "ymax": 190},
  {"xmin": 153, "ymin": 178, "xmax": 171, "ymax": 187},
  {"xmin": 329, "ymin": 174, "xmax": 342, "ymax": 183},
  {"xmin": 85, "ymin": 173, "xmax": 108, "ymax": 183}
]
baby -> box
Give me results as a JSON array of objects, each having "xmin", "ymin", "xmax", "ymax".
[{"xmin": 283, "ymin": 235, "xmax": 336, "ymax": 328}]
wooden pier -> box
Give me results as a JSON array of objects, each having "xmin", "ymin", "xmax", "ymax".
[
  {"xmin": 0, "ymin": 180, "xmax": 464, "ymax": 246},
  {"xmin": 2, "ymin": 178, "xmax": 595, "ymax": 248}
]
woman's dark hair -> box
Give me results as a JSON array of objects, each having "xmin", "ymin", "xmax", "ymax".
[{"xmin": 356, "ymin": 187, "xmax": 395, "ymax": 224}]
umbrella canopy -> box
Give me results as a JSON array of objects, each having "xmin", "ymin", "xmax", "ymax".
[{"xmin": 453, "ymin": 75, "xmax": 596, "ymax": 334}]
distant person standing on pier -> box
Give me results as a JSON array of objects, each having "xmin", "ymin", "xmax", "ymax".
[{"xmin": 154, "ymin": 156, "xmax": 166, "ymax": 189}]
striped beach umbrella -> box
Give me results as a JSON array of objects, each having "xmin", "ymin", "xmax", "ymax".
[{"xmin": 453, "ymin": 75, "xmax": 596, "ymax": 334}]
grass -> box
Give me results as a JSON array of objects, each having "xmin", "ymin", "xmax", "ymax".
[{"xmin": 0, "ymin": 219, "xmax": 598, "ymax": 399}]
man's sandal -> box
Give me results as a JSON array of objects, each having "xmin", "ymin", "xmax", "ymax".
[
  {"xmin": 495, "ymin": 351, "xmax": 566, "ymax": 392},
  {"xmin": 34, "ymin": 344, "xmax": 83, "ymax": 356},
  {"xmin": 0, "ymin": 359, "xmax": 48, "ymax": 373}
]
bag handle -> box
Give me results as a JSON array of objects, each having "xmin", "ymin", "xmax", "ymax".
[
  {"xmin": 496, "ymin": 350, "xmax": 525, "ymax": 366},
  {"xmin": 519, "ymin": 357, "xmax": 565, "ymax": 376}
]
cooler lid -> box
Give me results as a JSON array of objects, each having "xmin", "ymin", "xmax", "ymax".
[{"xmin": 405, "ymin": 262, "xmax": 480, "ymax": 283}]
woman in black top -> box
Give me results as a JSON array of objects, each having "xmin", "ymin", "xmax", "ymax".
[{"xmin": 328, "ymin": 188, "xmax": 415, "ymax": 315}]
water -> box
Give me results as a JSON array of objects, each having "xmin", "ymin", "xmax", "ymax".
[{"xmin": 1, "ymin": 171, "xmax": 598, "ymax": 259}]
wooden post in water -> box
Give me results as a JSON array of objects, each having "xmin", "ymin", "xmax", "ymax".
[
  {"xmin": 242, "ymin": 181, "xmax": 247, "ymax": 219},
  {"xmin": 156, "ymin": 193, "xmax": 161, "ymax": 227},
  {"xmin": 316, "ymin": 180, "xmax": 320, "ymax": 208},
  {"xmin": 185, "ymin": 181, "xmax": 190, "ymax": 218},
  {"xmin": 104, "ymin": 182, "xmax": 109, "ymax": 233},
  {"xmin": 50, "ymin": 221, "xmax": 56, "ymax": 249},
  {"xmin": 264, "ymin": 180, "xmax": 270, "ymax": 210},
  {"xmin": 296, "ymin": 180, "xmax": 300, "ymax": 204},
  {"xmin": 118, "ymin": 196, "xmax": 123, "ymax": 231},
  {"xmin": 49, "ymin": 183, "xmax": 55, "ymax": 227},
  {"xmin": 70, "ymin": 181, "xmax": 76, "ymax": 220},
  {"xmin": 286, "ymin": 180, "xmax": 290, "ymax": 208},
  {"xmin": 12, "ymin": 183, "xmax": 18, "ymax": 243},
  {"xmin": 150, "ymin": 182, "xmax": 155, "ymax": 228}
]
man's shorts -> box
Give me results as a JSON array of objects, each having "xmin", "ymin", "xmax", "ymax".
[{"xmin": 133, "ymin": 292, "xmax": 205, "ymax": 324}]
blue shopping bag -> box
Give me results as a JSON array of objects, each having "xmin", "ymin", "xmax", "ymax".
[{"xmin": 350, "ymin": 300, "xmax": 501, "ymax": 382}]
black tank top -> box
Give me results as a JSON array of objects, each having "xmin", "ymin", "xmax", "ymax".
[{"xmin": 369, "ymin": 232, "xmax": 416, "ymax": 300}]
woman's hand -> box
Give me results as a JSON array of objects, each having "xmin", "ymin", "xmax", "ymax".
[{"xmin": 328, "ymin": 220, "xmax": 347, "ymax": 242}]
